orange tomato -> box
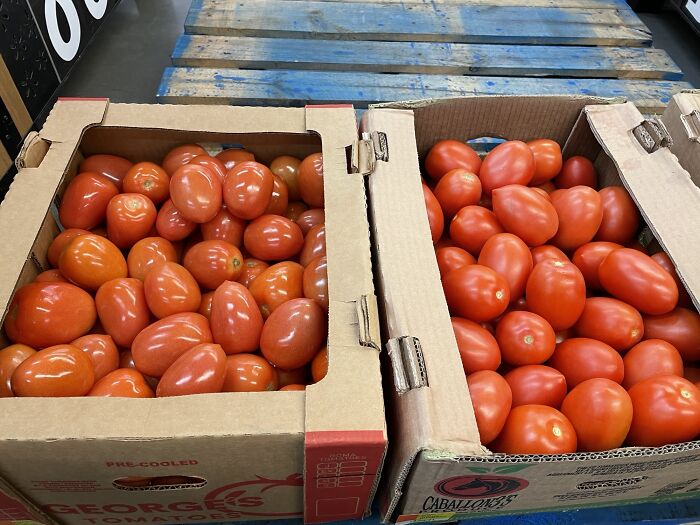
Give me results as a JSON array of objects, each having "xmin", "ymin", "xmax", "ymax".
[
  {"xmin": 155, "ymin": 199, "xmax": 198, "ymax": 241},
  {"xmin": 571, "ymin": 241, "xmax": 622, "ymax": 290},
  {"xmin": 79, "ymin": 154, "xmax": 133, "ymax": 190},
  {"xmin": 526, "ymin": 260, "xmax": 586, "ymax": 331},
  {"xmin": 443, "ymin": 265, "xmax": 510, "ymax": 322},
  {"xmin": 12, "ymin": 344, "xmax": 95, "ymax": 397},
  {"xmin": 623, "ymin": 339, "xmax": 684, "ymax": 389},
  {"xmin": 504, "ymin": 365, "xmax": 567, "ymax": 409},
  {"xmin": 549, "ymin": 186, "xmax": 603, "ymax": 251},
  {"xmin": 594, "ymin": 186, "xmax": 640, "ymax": 245},
  {"xmin": 449, "ymin": 206, "xmax": 504, "ymax": 255},
  {"xmin": 70, "ymin": 334, "xmax": 119, "ymax": 382},
  {"xmin": 548, "ymin": 338, "xmax": 624, "ymax": 388},
  {"xmin": 433, "ymin": 169, "xmax": 482, "ymax": 218},
  {"xmin": 277, "ymin": 366, "xmax": 309, "ymax": 387},
  {"xmin": 47, "ymin": 228, "xmax": 90, "ymax": 268},
  {"xmin": 34, "ymin": 269, "xmax": 68, "ymax": 283},
  {"xmin": 298, "ymin": 153, "xmax": 324, "ymax": 207},
  {"xmin": 88, "ymin": 368, "xmax": 154, "ymax": 398},
  {"xmin": 201, "ymin": 207, "xmax": 246, "ymax": 247},
  {"xmin": 106, "ymin": 193, "xmax": 157, "ymax": 249},
  {"xmin": 59, "ymin": 172, "xmax": 119, "ymax": 230},
  {"xmin": 0, "ymin": 344, "xmax": 36, "ymax": 397},
  {"xmin": 492, "ymin": 185, "xmax": 558, "ymax": 247},
  {"xmin": 223, "ymin": 161, "xmax": 274, "ymax": 220},
  {"xmin": 574, "ymin": 297, "xmax": 643, "ymax": 351},
  {"xmin": 491, "ymin": 405, "xmax": 576, "ymax": 454},
  {"xmin": 496, "ymin": 311, "xmax": 556, "ymax": 366},
  {"xmin": 250, "ymin": 261, "xmax": 304, "ymax": 318},
  {"xmin": 479, "ymin": 141, "xmax": 535, "ymax": 195},
  {"xmin": 122, "ymin": 162, "xmax": 170, "ymax": 205},
  {"xmin": 643, "ymin": 307, "xmax": 700, "ymax": 362},
  {"xmin": 531, "ymin": 245, "xmax": 569, "ymax": 266},
  {"xmin": 424, "ymin": 140, "xmax": 481, "ymax": 181},
  {"xmin": 452, "ymin": 317, "xmax": 501, "ymax": 374},
  {"xmin": 311, "ymin": 347, "xmax": 328, "ymax": 382},
  {"xmin": 238, "ymin": 258, "xmax": 270, "ymax": 288},
  {"xmin": 59, "ymin": 234, "xmax": 127, "ymax": 291},
  {"xmin": 183, "ymin": 240, "xmax": 244, "ymax": 290},
  {"xmin": 127, "ymin": 236, "xmax": 178, "ymax": 280},
  {"xmin": 95, "ymin": 278, "xmax": 150, "ymax": 347},
  {"xmin": 422, "ymin": 184, "xmax": 444, "ymax": 244},
  {"xmin": 651, "ymin": 252, "xmax": 694, "ymax": 309},
  {"xmin": 527, "ymin": 139, "xmax": 562, "ymax": 185},
  {"xmin": 156, "ymin": 343, "xmax": 227, "ymax": 397},
  {"xmin": 478, "ymin": 233, "xmax": 533, "ymax": 301},
  {"xmin": 188, "ymin": 155, "xmax": 226, "ymax": 183},
  {"xmin": 435, "ymin": 246, "xmax": 476, "ymax": 279},
  {"xmin": 216, "ymin": 148, "xmax": 255, "ymax": 171},
  {"xmin": 162, "ymin": 144, "xmax": 207, "ymax": 176},
  {"xmin": 299, "ymin": 224, "xmax": 326, "ymax": 267},
  {"xmin": 210, "ymin": 281, "xmax": 264, "ymax": 354},
  {"xmin": 198, "ymin": 291, "xmax": 215, "ymax": 320},
  {"xmin": 280, "ymin": 384, "xmax": 305, "ymax": 391},
  {"xmin": 466, "ymin": 370, "xmax": 512, "ymax": 444},
  {"xmin": 143, "ymin": 262, "xmax": 201, "ymax": 318},
  {"xmin": 222, "ymin": 353, "xmax": 279, "ymax": 392},
  {"xmin": 271, "ymin": 155, "xmax": 302, "ymax": 201},
  {"xmin": 244, "ymin": 215, "xmax": 304, "ymax": 261},
  {"xmin": 303, "ymin": 256, "xmax": 328, "ymax": 311},
  {"xmin": 296, "ymin": 208, "xmax": 325, "ymax": 236},
  {"xmin": 169, "ymin": 164, "xmax": 222, "ymax": 224},
  {"xmin": 265, "ymin": 175, "xmax": 289, "ymax": 215}
]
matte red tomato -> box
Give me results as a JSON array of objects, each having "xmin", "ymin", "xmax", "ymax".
[
  {"xmin": 156, "ymin": 343, "xmax": 227, "ymax": 397},
  {"xmin": 47, "ymin": 228, "xmax": 90, "ymax": 268},
  {"xmin": 88, "ymin": 368, "xmax": 154, "ymax": 398},
  {"xmin": 131, "ymin": 312, "xmax": 212, "ymax": 377},
  {"xmin": 169, "ymin": 164, "xmax": 222, "ymax": 224},
  {"xmin": 627, "ymin": 376, "xmax": 700, "ymax": 446},
  {"xmin": 188, "ymin": 155, "xmax": 226, "ymax": 183},
  {"xmin": 34, "ymin": 269, "xmax": 68, "ymax": 283},
  {"xmin": 0, "ymin": 344, "xmax": 36, "ymax": 397},
  {"xmin": 452, "ymin": 317, "xmax": 501, "ymax": 374},
  {"xmin": 549, "ymin": 186, "xmax": 603, "ymax": 251},
  {"xmin": 95, "ymin": 277, "xmax": 150, "ymax": 347},
  {"xmin": 526, "ymin": 260, "xmax": 586, "ymax": 331},
  {"xmin": 311, "ymin": 346, "xmax": 328, "ymax": 382},
  {"xmin": 162, "ymin": 144, "xmax": 207, "ymax": 176},
  {"xmin": 285, "ymin": 201, "xmax": 309, "ymax": 222},
  {"xmin": 183, "ymin": 240, "xmax": 244, "ymax": 290},
  {"xmin": 216, "ymin": 148, "xmax": 255, "ymax": 171},
  {"xmin": 574, "ymin": 297, "xmax": 643, "ymax": 351},
  {"xmin": 623, "ymin": 339, "xmax": 684, "ymax": 389},
  {"xmin": 303, "ymin": 256, "xmax": 329, "ymax": 311},
  {"xmin": 299, "ymin": 224, "xmax": 326, "ymax": 267},
  {"xmin": 643, "ymin": 308, "xmax": 700, "ymax": 361},
  {"xmin": 479, "ymin": 140, "xmax": 535, "ymax": 195},
  {"xmin": 223, "ymin": 161, "xmax": 274, "ymax": 220},
  {"xmin": 433, "ymin": 169, "xmax": 482, "ymax": 218},
  {"xmin": 531, "ymin": 245, "xmax": 569, "ymax": 266},
  {"xmin": 127, "ymin": 236, "xmax": 178, "ymax": 280},
  {"xmin": 70, "ymin": 334, "xmax": 119, "ymax": 381},
  {"xmin": 265, "ymin": 175, "xmax": 289, "ymax": 215},
  {"xmin": 449, "ymin": 206, "xmax": 504, "ymax": 255},
  {"xmin": 4, "ymin": 282, "xmax": 95, "ymax": 348},
  {"xmin": 79, "ymin": 154, "xmax": 133, "ymax": 190},
  {"xmin": 243, "ymin": 215, "xmax": 304, "ymax": 261},
  {"xmin": 599, "ymin": 248, "xmax": 678, "ymax": 315},
  {"xmin": 548, "ymin": 338, "xmax": 624, "ymax": 387},
  {"xmin": 238, "ymin": 258, "xmax": 269, "ymax": 288},
  {"xmin": 496, "ymin": 311, "xmax": 556, "ymax": 366},
  {"xmin": 12, "ymin": 344, "xmax": 95, "ymax": 397},
  {"xmin": 443, "ymin": 265, "xmax": 510, "ymax": 322},
  {"xmin": 478, "ymin": 233, "xmax": 533, "ymax": 300},
  {"xmin": 198, "ymin": 291, "xmax": 215, "ymax": 320},
  {"xmin": 59, "ymin": 172, "xmax": 119, "ymax": 230},
  {"xmin": 467, "ymin": 370, "xmax": 512, "ymax": 444},
  {"xmin": 223, "ymin": 353, "xmax": 279, "ymax": 392},
  {"xmin": 594, "ymin": 186, "xmax": 640, "ymax": 244},
  {"xmin": 491, "ymin": 405, "xmax": 576, "ymax": 454},
  {"xmin": 425, "ymin": 140, "xmax": 481, "ymax": 181},
  {"xmin": 504, "ymin": 365, "xmax": 567, "ymax": 408},
  {"xmin": 651, "ymin": 252, "xmax": 693, "ymax": 309},
  {"xmin": 436, "ymin": 247, "xmax": 475, "ymax": 279},
  {"xmin": 271, "ymin": 155, "xmax": 302, "ymax": 201},
  {"xmin": 210, "ymin": 281, "xmax": 264, "ymax": 354},
  {"xmin": 627, "ymin": 239, "xmax": 649, "ymax": 254},
  {"xmin": 561, "ymin": 378, "xmax": 632, "ymax": 452},
  {"xmin": 296, "ymin": 208, "xmax": 325, "ymax": 236},
  {"xmin": 527, "ymin": 139, "xmax": 562, "ymax": 185},
  {"xmin": 143, "ymin": 262, "xmax": 201, "ymax": 318},
  {"xmin": 106, "ymin": 193, "xmax": 157, "ymax": 249},
  {"xmin": 571, "ymin": 241, "xmax": 622, "ymax": 289},
  {"xmin": 201, "ymin": 207, "xmax": 246, "ymax": 247},
  {"xmin": 554, "ymin": 156, "xmax": 597, "ymax": 189},
  {"xmin": 298, "ymin": 153, "xmax": 324, "ymax": 207},
  {"xmin": 155, "ymin": 199, "xmax": 197, "ymax": 241},
  {"xmin": 260, "ymin": 298, "xmax": 327, "ymax": 370},
  {"xmin": 492, "ymin": 185, "xmax": 558, "ymax": 247},
  {"xmin": 250, "ymin": 261, "xmax": 304, "ymax": 318},
  {"xmin": 123, "ymin": 162, "xmax": 170, "ymax": 205},
  {"xmin": 422, "ymin": 184, "xmax": 444, "ymax": 244}
]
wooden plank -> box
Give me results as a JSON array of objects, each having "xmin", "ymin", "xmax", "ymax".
[
  {"xmin": 279, "ymin": 0, "xmax": 630, "ymax": 7},
  {"xmin": 185, "ymin": 0, "xmax": 652, "ymax": 46},
  {"xmin": 157, "ymin": 67, "xmax": 691, "ymax": 114},
  {"xmin": 172, "ymin": 35, "xmax": 682, "ymax": 80},
  {"xmin": 0, "ymin": 56, "xmax": 32, "ymax": 135}
]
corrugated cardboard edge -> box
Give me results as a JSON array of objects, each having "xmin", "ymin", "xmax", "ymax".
[
  {"xmin": 661, "ymin": 90, "xmax": 700, "ymax": 189},
  {"xmin": 0, "ymin": 474, "xmax": 56, "ymax": 525}
]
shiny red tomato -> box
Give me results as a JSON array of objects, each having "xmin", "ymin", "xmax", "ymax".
[
  {"xmin": 0, "ymin": 344, "xmax": 36, "ymax": 397},
  {"xmin": 210, "ymin": 281, "xmax": 264, "ymax": 354},
  {"xmin": 599, "ymin": 248, "xmax": 678, "ymax": 315},
  {"xmin": 201, "ymin": 207, "xmax": 246, "ymax": 247},
  {"xmin": 311, "ymin": 346, "xmax": 328, "ymax": 382},
  {"xmin": 433, "ymin": 169, "xmax": 482, "ymax": 218},
  {"xmin": 155, "ymin": 199, "xmax": 197, "ymax": 241},
  {"xmin": 223, "ymin": 353, "xmax": 279, "ymax": 392},
  {"xmin": 223, "ymin": 161, "xmax": 274, "ymax": 220},
  {"xmin": 627, "ymin": 376, "xmax": 700, "ymax": 446},
  {"xmin": 198, "ymin": 291, "xmax": 215, "ymax": 320},
  {"xmin": 643, "ymin": 307, "xmax": 700, "ymax": 361},
  {"xmin": 106, "ymin": 193, "xmax": 157, "ymax": 249},
  {"xmin": 34, "ymin": 269, "xmax": 68, "ymax": 283},
  {"xmin": 238, "ymin": 258, "xmax": 269, "ymax": 288},
  {"xmin": 156, "ymin": 343, "xmax": 227, "ymax": 397},
  {"xmin": 260, "ymin": 298, "xmax": 327, "ymax": 370},
  {"xmin": 296, "ymin": 208, "xmax": 325, "ymax": 236},
  {"xmin": 95, "ymin": 277, "xmax": 150, "ymax": 347},
  {"xmin": 492, "ymin": 185, "xmax": 558, "ymax": 247},
  {"xmin": 548, "ymin": 338, "xmax": 624, "ymax": 387},
  {"xmin": 526, "ymin": 260, "xmax": 585, "ymax": 331},
  {"xmin": 285, "ymin": 201, "xmax": 309, "ymax": 222},
  {"xmin": 424, "ymin": 140, "xmax": 481, "ymax": 181},
  {"xmin": 549, "ymin": 186, "xmax": 603, "ymax": 251},
  {"xmin": 527, "ymin": 139, "xmax": 562, "ymax": 185},
  {"xmin": 298, "ymin": 153, "xmax": 325, "ymax": 208},
  {"xmin": 4, "ymin": 282, "xmax": 96, "ymax": 348},
  {"xmin": 162, "ymin": 144, "xmax": 207, "ymax": 175},
  {"xmin": 452, "ymin": 317, "xmax": 501, "ymax": 374},
  {"xmin": 79, "ymin": 154, "xmax": 133, "ymax": 190},
  {"xmin": 265, "ymin": 175, "xmax": 289, "ymax": 216},
  {"xmin": 623, "ymin": 339, "xmax": 684, "ymax": 389},
  {"xmin": 183, "ymin": 240, "xmax": 244, "ymax": 290},
  {"xmin": 561, "ymin": 378, "xmax": 632, "ymax": 451},
  {"xmin": 422, "ymin": 184, "xmax": 444, "ymax": 244},
  {"xmin": 504, "ymin": 365, "xmax": 567, "ymax": 408},
  {"xmin": 70, "ymin": 334, "xmax": 119, "ymax": 381},
  {"xmin": 88, "ymin": 368, "xmax": 154, "ymax": 398},
  {"xmin": 479, "ymin": 141, "xmax": 535, "ymax": 195},
  {"xmin": 188, "ymin": 154, "xmax": 226, "ymax": 183},
  {"xmin": 47, "ymin": 228, "xmax": 90, "ymax": 268},
  {"xmin": 122, "ymin": 162, "xmax": 170, "ymax": 205},
  {"xmin": 443, "ymin": 265, "xmax": 510, "ymax": 322},
  {"xmin": 250, "ymin": 261, "xmax": 304, "ymax": 318},
  {"xmin": 243, "ymin": 215, "xmax": 304, "ymax": 261},
  {"xmin": 11, "ymin": 344, "xmax": 95, "ymax": 397},
  {"xmin": 554, "ymin": 156, "xmax": 597, "ymax": 189},
  {"xmin": 478, "ymin": 233, "xmax": 533, "ymax": 301},
  {"xmin": 531, "ymin": 245, "xmax": 569, "ymax": 266},
  {"xmin": 131, "ymin": 312, "xmax": 212, "ymax": 377},
  {"xmin": 216, "ymin": 148, "xmax": 255, "ymax": 171},
  {"xmin": 571, "ymin": 241, "xmax": 622, "ymax": 289},
  {"xmin": 299, "ymin": 224, "xmax": 326, "ymax": 267},
  {"xmin": 143, "ymin": 262, "xmax": 201, "ymax": 318},
  {"xmin": 59, "ymin": 172, "xmax": 119, "ymax": 230},
  {"xmin": 303, "ymin": 256, "xmax": 329, "ymax": 311},
  {"xmin": 491, "ymin": 405, "xmax": 576, "ymax": 454},
  {"xmin": 271, "ymin": 155, "xmax": 302, "ymax": 201},
  {"xmin": 574, "ymin": 297, "xmax": 643, "ymax": 351},
  {"xmin": 436, "ymin": 247, "xmax": 475, "ymax": 279},
  {"xmin": 594, "ymin": 186, "xmax": 640, "ymax": 244},
  {"xmin": 496, "ymin": 311, "xmax": 556, "ymax": 366},
  {"xmin": 127, "ymin": 236, "xmax": 178, "ymax": 280},
  {"xmin": 467, "ymin": 370, "xmax": 512, "ymax": 444},
  {"xmin": 169, "ymin": 164, "xmax": 222, "ymax": 224},
  {"xmin": 651, "ymin": 252, "xmax": 693, "ymax": 309},
  {"xmin": 449, "ymin": 206, "xmax": 504, "ymax": 255}
]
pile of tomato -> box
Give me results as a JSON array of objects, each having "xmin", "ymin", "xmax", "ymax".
[
  {"xmin": 423, "ymin": 138, "xmax": 700, "ymax": 453},
  {"xmin": 1, "ymin": 145, "xmax": 330, "ymax": 398}
]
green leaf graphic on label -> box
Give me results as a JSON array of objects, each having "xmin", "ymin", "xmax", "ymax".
[
  {"xmin": 464, "ymin": 466, "xmax": 491, "ymax": 473},
  {"xmin": 493, "ymin": 464, "xmax": 532, "ymax": 474}
]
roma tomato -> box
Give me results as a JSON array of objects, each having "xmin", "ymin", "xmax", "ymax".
[
  {"xmin": 452, "ymin": 317, "xmax": 501, "ymax": 374},
  {"xmin": 425, "ymin": 140, "xmax": 481, "ymax": 181},
  {"xmin": 260, "ymin": 298, "xmax": 327, "ymax": 370},
  {"xmin": 223, "ymin": 161, "xmax": 274, "ymax": 220},
  {"xmin": 35, "ymin": 269, "xmax": 68, "ymax": 283},
  {"xmin": 70, "ymin": 334, "xmax": 119, "ymax": 382},
  {"xmin": 496, "ymin": 311, "xmax": 556, "ymax": 366},
  {"xmin": 296, "ymin": 208, "xmax": 325, "ymax": 236},
  {"xmin": 575, "ymin": 297, "xmax": 643, "ymax": 351},
  {"xmin": 211, "ymin": 281, "xmax": 264, "ymax": 354},
  {"xmin": 223, "ymin": 353, "xmax": 279, "ymax": 392},
  {"xmin": 123, "ymin": 162, "xmax": 170, "ymax": 205},
  {"xmin": 162, "ymin": 144, "xmax": 207, "ymax": 175},
  {"xmin": 450, "ymin": 206, "xmax": 504, "ymax": 255},
  {"xmin": 594, "ymin": 187, "xmax": 640, "ymax": 244},
  {"xmin": 277, "ymin": 366, "xmax": 309, "ymax": 387},
  {"xmin": 59, "ymin": 173, "xmax": 119, "ymax": 230},
  {"xmin": 238, "ymin": 258, "xmax": 269, "ymax": 288},
  {"xmin": 79, "ymin": 154, "xmax": 133, "ymax": 190},
  {"xmin": 285, "ymin": 201, "xmax": 309, "ymax": 222},
  {"xmin": 436, "ymin": 247, "xmax": 475, "ymax": 279},
  {"xmin": 298, "ymin": 153, "xmax": 324, "ymax": 207},
  {"xmin": 571, "ymin": 241, "xmax": 622, "ymax": 289},
  {"xmin": 183, "ymin": 240, "xmax": 244, "ymax": 290},
  {"xmin": 491, "ymin": 405, "xmax": 576, "ymax": 454},
  {"xmin": 243, "ymin": 215, "xmax": 304, "ymax": 261},
  {"xmin": 623, "ymin": 339, "xmax": 684, "ymax": 389},
  {"xmin": 188, "ymin": 154, "xmax": 226, "ymax": 183},
  {"xmin": 554, "ymin": 156, "xmax": 597, "ymax": 189},
  {"xmin": 265, "ymin": 175, "xmax": 289, "ymax": 215},
  {"xmin": 599, "ymin": 248, "xmax": 678, "ymax": 315},
  {"xmin": 303, "ymin": 256, "xmax": 328, "ymax": 311},
  {"xmin": 548, "ymin": 338, "xmax": 624, "ymax": 387},
  {"xmin": 561, "ymin": 378, "xmax": 632, "ymax": 452},
  {"xmin": 479, "ymin": 140, "xmax": 535, "ymax": 195},
  {"xmin": 198, "ymin": 291, "xmax": 215, "ymax": 320},
  {"xmin": 106, "ymin": 193, "xmax": 157, "ymax": 249},
  {"xmin": 143, "ymin": 262, "xmax": 201, "ymax": 318},
  {"xmin": 131, "ymin": 312, "xmax": 212, "ymax": 377},
  {"xmin": 216, "ymin": 148, "xmax": 255, "ymax": 171},
  {"xmin": 492, "ymin": 185, "xmax": 558, "ymax": 247},
  {"xmin": 527, "ymin": 139, "xmax": 562, "ymax": 185},
  {"xmin": 280, "ymin": 384, "xmax": 305, "ymax": 391},
  {"xmin": 170, "ymin": 164, "xmax": 222, "ymax": 224},
  {"xmin": 88, "ymin": 368, "xmax": 154, "ymax": 398},
  {"xmin": 311, "ymin": 347, "xmax": 328, "ymax": 382},
  {"xmin": 550, "ymin": 186, "xmax": 603, "ymax": 251},
  {"xmin": 299, "ymin": 224, "xmax": 326, "ymax": 267},
  {"xmin": 95, "ymin": 278, "xmax": 150, "ymax": 347},
  {"xmin": 4, "ymin": 282, "xmax": 95, "ymax": 348},
  {"xmin": 531, "ymin": 245, "xmax": 569, "ymax": 266},
  {"xmin": 201, "ymin": 208, "xmax": 246, "ymax": 247},
  {"xmin": 535, "ymin": 181, "xmax": 557, "ymax": 194},
  {"xmin": 47, "ymin": 228, "xmax": 90, "ymax": 268},
  {"xmin": 443, "ymin": 265, "xmax": 510, "ymax": 322},
  {"xmin": 250, "ymin": 261, "xmax": 304, "ymax": 318},
  {"xmin": 627, "ymin": 376, "xmax": 700, "ymax": 446},
  {"xmin": 127, "ymin": 237, "xmax": 178, "ymax": 280},
  {"xmin": 156, "ymin": 199, "xmax": 197, "ymax": 241},
  {"xmin": 643, "ymin": 308, "xmax": 700, "ymax": 361},
  {"xmin": 156, "ymin": 343, "xmax": 227, "ymax": 397},
  {"xmin": 271, "ymin": 155, "xmax": 302, "ymax": 201},
  {"xmin": 466, "ymin": 370, "xmax": 512, "ymax": 444},
  {"xmin": 433, "ymin": 169, "xmax": 482, "ymax": 218},
  {"xmin": 0, "ymin": 344, "xmax": 36, "ymax": 397},
  {"xmin": 422, "ymin": 184, "xmax": 444, "ymax": 244},
  {"xmin": 526, "ymin": 260, "xmax": 586, "ymax": 331},
  {"xmin": 12, "ymin": 344, "xmax": 94, "ymax": 397},
  {"xmin": 478, "ymin": 233, "xmax": 533, "ymax": 300},
  {"xmin": 504, "ymin": 365, "xmax": 567, "ymax": 408},
  {"xmin": 651, "ymin": 252, "xmax": 693, "ymax": 309}
]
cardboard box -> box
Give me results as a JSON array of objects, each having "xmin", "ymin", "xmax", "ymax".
[
  {"xmin": 0, "ymin": 99, "xmax": 387, "ymax": 525},
  {"xmin": 361, "ymin": 93, "xmax": 700, "ymax": 523}
]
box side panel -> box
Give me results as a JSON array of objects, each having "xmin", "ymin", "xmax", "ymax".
[
  {"xmin": 0, "ymin": 476, "xmax": 54, "ymax": 525},
  {"xmin": 661, "ymin": 91, "xmax": 700, "ymax": 188}
]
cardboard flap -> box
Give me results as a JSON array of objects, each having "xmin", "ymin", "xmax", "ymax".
[
  {"xmin": 661, "ymin": 91, "xmax": 700, "ymax": 188},
  {"xmin": 586, "ymin": 102, "xmax": 700, "ymax": 307}
]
